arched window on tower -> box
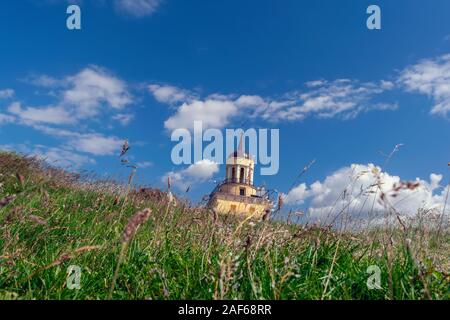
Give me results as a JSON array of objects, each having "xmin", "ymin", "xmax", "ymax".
[
  {"xmin": 240, "ymin": 167, "xmax": 245, "ymax": 183},
  {"xmin": 231, "ymin": 167, "xmax": 236, "ymax": 182}
]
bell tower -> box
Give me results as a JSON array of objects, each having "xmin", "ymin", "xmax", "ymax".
[
  {"xmin": 225, "ymin": 134, "xmax": 254, "ymax": 186},
  {"xmin": 207, "ymin": 133, "xmax": 270, "ymax": 218}
]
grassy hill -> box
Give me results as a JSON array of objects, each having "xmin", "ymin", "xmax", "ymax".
[{"xmin": 0, "ymin": 152, "xmax": 448, "ymax": 300}]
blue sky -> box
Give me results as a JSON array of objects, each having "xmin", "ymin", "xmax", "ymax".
[{"xmin": 1, "ymin": 0, "xmax": 449, "ymax": 220}]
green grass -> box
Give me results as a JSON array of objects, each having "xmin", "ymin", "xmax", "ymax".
[{"xmin": 0, "ymin": 152, "xmax": 449, "ymax": 300}]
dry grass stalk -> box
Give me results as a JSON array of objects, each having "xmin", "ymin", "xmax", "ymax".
[
  {"xmin": 122, "ymin": 208, "xmax": 152, "ymax": 243},
  {"xmin": 109, "ymin": 208, "xmax": 152, "ymax": 299},
  {"xmin": 24, "ymin": 245, "xmax": 102, "ymax": 283},
  {"xmin": 0, "ymin": 195, "xmax": 16, "ymax": 207},
  {"xmin": 16, "ymin": 173, "xmax": 25, "ymax": 186},
  {"xmin": 321, "ymin": 239, "xmax": 341, "ymax": 300},
  {"xmin": 28, "ymin": 215, "xmax": 47, "ymax": 225}
]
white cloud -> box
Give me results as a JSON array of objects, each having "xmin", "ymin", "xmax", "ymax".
[
  {"xmin": 137, "ymin": 161, "xmax": 153, "ymax": 169},
  {"xmin": 29, "ymin": 123, "xmax": 80, "ymax": 139},
  {"xmin": 18, "ymin": 66, "xmax": 133, "ymax": 124},
  {"xmin": 0, "ymin": 143, "xmax": 95, "ymax": 168},
  {"xmin": 8, "ymin": 67, "xmax": 133, "ymax": 126},
  {"xmin": 35, "ymin": 146, "xmax": 96, "ymax": 168},
  {"xmin": 305, "ymin": 80, "xmax": 327, "ymax": 88},
  {"xmin": 151, "ymin": 86, "xmax": 269, "ymax": 131},
  {"xmin": 112, "ymin": 113, "xmax": 134, "ymax": 126},
  {"xmin": 267, "ymin": 79, "xmax": 395, "ymax": 121},
  {"xmin": 399, "ymin": 54, "xmax": 450, "ymax": 116},
  {"xmin": 25, "ymin": 123, "xmax": 124, "ymax": 157},
  {"xmin": 68, "ymin": 133, "xmax": 124, "ymax": 156},
  {"xmin": 183, "ymin": 159, "xmax": 220, "ymax": 179},
  {"xmin": 234, "ymin": 95, "xmax": 266, "ymax": 108},
  {"xmin": 1, "ymin": 66, "xmax": 132, "ymax": 160},
  {"xmin": 285, "ymin": 183, "xmax": 308, "ymax": 205},
  {"xmin": 12, "ymin": 120, "xmax": 125, "ymax": 157},
  {"xmin": 272, "ymin": 79, "xmax": 395, "ymax": 121},
  {"xmin": 115, "ymin": 0, "xmax": 162, "ymax": 18},
  {"xmin": 8, "ymin": 102, "xmax": 74, "ymax": 125},
  {"xmin": 0, "ymin": 113, "xmax": 15, "ymax": 125},
  {"xmin": 157, "ymin": 79, "xmax": 394, "ymax": 131},
  {"xmin": 63, "ymin": 66, "xmax": 133, "ymax": 118},
  {"xmin": 24, "ymin": 74, "xmax": 65, "ymax": 88},
  {"xmin": 163, "ymin": 159, "xmax": 219, "ymax": 190},
  {"xmin": 284, "ymin": 163, "xmax": 448, "ymax": 226},
  {"xmin": 164, "ymin": 99, "xmax": 239, "ymax": 131},
  {"xmin": 1, "ymin": 66, "xmax": 134, "ymax": 166},
  {"xmin": 380, "ymin": 80, "xmax": 395, "ymax": 90},
  {"xmin": 0, "ymin": 89, "xmax": 14, "ymax": 99},
  {"xmin": 149, "ymin": 84, "xmax": 195, "ymax": 105},
  {"xmin": 39, "ymin": 0, "xmax": 162, "ymax": 18}
]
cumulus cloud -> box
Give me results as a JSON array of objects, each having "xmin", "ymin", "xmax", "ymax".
[
  {"xmin": 154, "ymin": 53, "xmax": 450, "ymax": 128},
  {"xmin": 63, "ymin": 66, "xmax": 133, "ymax": 118},
  {"xmin": 1, "ymin": 67, "xmax": 132, "ymax": 159},
  {"xmin": 149, "ymin": 84, "xmax": 195, "ymax": 105},
  {"xmin": 7, "ymin": 66, "xmax": 133, "ymax": 126},
  {"xmin": 115, "ymin": 0, "xmax": 162, "ymax": 18},
  {"xmin": 0, "ymin": 66, "xmax": 141, "ymax": 171},
  {"xmin": 164, "ymin": 99, "xmax": 239, "ymax": 131},
  {"xmin": 152, "ymin": 79, "xmax": 394, "ymax": 132},
  {"xmin": 398, "ymin": 54, "xmax": 450, "ymax": 116},
  {"xmin": 284, "ymin": 163, "xmax": 448, "ymax": 226},
  {"xmin": 148, "ymin": 84, "xmax": 249, "ymax": 131},
  {"xmin": 234, "ymin": 95, "xmax": 266, "ymax": 108},
  {"xmin": 163, "ymin": 159, "xmax": 219, "ymax": 190}
]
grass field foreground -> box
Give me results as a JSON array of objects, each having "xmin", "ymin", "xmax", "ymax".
[{"xmin": 0, "ymin": 152, "xmax": 449, "ymax": 300}]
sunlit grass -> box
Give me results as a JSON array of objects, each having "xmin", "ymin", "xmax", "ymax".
[{"xmin": 0, "ymin": 152, "xmax": 448, "ymax": 300}]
